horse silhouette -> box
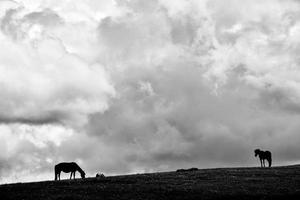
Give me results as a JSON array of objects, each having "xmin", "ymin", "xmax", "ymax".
[
  {"xmin": 54, "ymin": 162, "xmax": 85, "ymax": 180},
  {"xmin": 254, "ymin": 149, "xmax": 272, "ymax": 168}
]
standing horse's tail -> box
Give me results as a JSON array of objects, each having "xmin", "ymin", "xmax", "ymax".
[
  {"xmin": 269, "ymin": 158, "xmax": 272, "ymax": 167},
  {"xmin": 268, "ymin": 157, "xmax": 272, "ymax": 167},
  {"xmin": 268, "ymin": 151, "xmax": 272, "ymax": 167}
]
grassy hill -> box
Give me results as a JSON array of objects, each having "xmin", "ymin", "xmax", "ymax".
[{"xmin": 1, "ymin": 165, "xmax": 300, "ymax": 200}]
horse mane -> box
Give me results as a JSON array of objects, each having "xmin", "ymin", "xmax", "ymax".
[{"xmin": 74, "ymin": 162, "xmax": 85, "ymax": 174}]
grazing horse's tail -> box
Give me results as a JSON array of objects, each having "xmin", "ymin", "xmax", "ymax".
[{"xmin": 54, "ymin": 165, "xmax": 57, "ymax": 181}]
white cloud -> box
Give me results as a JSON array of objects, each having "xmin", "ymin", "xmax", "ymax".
[
  {"xmin": 2, "ymin": 0, "xmax": 300, "ymax": 183},
  {"xmin": 0, "ymin": 3, "xmax": 115, "ymax": 127}
]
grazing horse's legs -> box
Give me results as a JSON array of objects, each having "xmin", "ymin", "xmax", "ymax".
[
  {"xmin": 54, "ymin": 167, "xmax": 59, "ymax": 181},
  {"xmin": 55, "ymin": 172, "xmax": 58, "ymax": 180},
  {"xmin": 69, "ymin": 171, "xmax": 76, "ymax": 179}
]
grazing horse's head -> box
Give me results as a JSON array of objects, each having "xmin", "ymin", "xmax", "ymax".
[
  {"xmin": 254, "ymin": 149, "xmax": 260, "ymax": 157},
  {"xmin": 80, "ymin": 171, "xmax": 86, "ymax": 179}
]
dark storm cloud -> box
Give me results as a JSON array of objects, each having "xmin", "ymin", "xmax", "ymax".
[
  {"xmin": 84, "ymin": 62, "xmax": 256, "ymax": 171},
  {"xmin": 85, "ymin": 0, "xmax": 300, "ymax": 173},
  {"xmin": 23, "ymin": 8, "xmax": 63, "ymax": 26},
  {"xmin": 0, "ymin": 111, "xmax": 65, "ymax": 125}
]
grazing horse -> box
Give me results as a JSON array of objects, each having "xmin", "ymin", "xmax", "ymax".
[
  {"xmin": 254, "ymin": 149, "xmax": 272, "ymax": 168},
  {"xmin": 54, "ymin": 162, "xmax": 85, "ymax": 180}
]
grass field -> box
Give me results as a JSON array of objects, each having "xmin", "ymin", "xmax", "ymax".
[{"xmin": 1, "ymin": 165, "xmax": 300, "ymax": 200}]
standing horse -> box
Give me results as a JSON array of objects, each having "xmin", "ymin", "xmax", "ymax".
[
  {"xmin": 54, "ymin": 162, "xmax": 85, "ymax": 180},
  {"xmin": 254, "ymin": 149, "xmax": 272, "ymax": 168}
]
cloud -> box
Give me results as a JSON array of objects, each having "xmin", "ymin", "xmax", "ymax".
[
  {"xmin": 2, "ymin": 0, "xmax": 300, "ymax": 183},
  {"xmin": 0, "ymin": 3, "xmax": 115, "ymax": 127},
  {"xmin": 0, "ymin": 124, "xmax": 74, "ymax": 182},
  {"xmin": 90, "ymin": 0, "xmax": 300, "ymax": 169}
]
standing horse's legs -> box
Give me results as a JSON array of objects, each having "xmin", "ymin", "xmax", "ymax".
[
  {"xmin": 259, "ymin": 159, "xmax": 262, "ymax": 167},
  {"xmin": 74, "ymin": 171, "xmax": 76, "ymax": 179},
  {"xmin": 70, "ymin": 172, "xmax": 73, "ymax": 179}
]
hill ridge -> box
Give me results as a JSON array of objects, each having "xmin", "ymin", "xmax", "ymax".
[{"xmin": 1, "ymin": 165, "xmax": 300, "ymax": 200}]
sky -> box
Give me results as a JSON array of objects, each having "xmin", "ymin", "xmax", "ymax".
[{"xmin": 1, "ymin": 0, "xmax": 300, "ymax": 183}]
